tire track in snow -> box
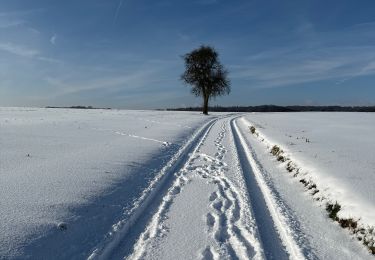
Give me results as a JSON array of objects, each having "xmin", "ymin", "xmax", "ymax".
[
  {"xmin": 88, "ymin": 118, "xmax": 218, "ymax": 260},
  {"xmin": 231, "ymin": 118, "xmax": 305, "ymax": 260},
  {"xmin": 110, "ymin": 115, "xmax": 305, "ymax": 260},
  {"xmin": 127, "ymin": 118, "xmax": 218, "ymax": 260},
  {"xmin": 202, "ymin": 122, "xmax": 263, "ymax": 259},
  {"xmin": 129, "ymin": 118, "xmax": 264, "ymax": 260}
]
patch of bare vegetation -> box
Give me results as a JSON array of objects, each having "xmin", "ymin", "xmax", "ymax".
[{"xmin": 249, "ymin": 126, "xmax": 256, "ymax": 134}]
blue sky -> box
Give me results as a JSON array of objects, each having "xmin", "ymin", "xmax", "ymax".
[{"xmin": 0, "ymin": 0, "xmax": 375, "ymax": 108}]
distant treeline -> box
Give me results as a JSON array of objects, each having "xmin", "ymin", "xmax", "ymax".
[
  {"xmin": 166, "ymin": 105, "xmax": 375, "ymax": 112},
  {"xmin": 46, "ymin": 106, "xmax": 111, "ymax": 110}
]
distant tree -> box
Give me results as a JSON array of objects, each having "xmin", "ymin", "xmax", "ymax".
[{"xmin": 181, "ymin": 45, "xmax": 230, "ymax": 115}]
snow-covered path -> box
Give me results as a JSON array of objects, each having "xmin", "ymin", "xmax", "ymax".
[
  {"xmin": 127, "ymin": 117, "xmax": 267, "ymax": 259},
  {"xmin": 88, "ymin": 115, "xmax": 373, "ymax": 260}
]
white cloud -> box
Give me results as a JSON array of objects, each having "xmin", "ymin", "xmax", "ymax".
[
  {"xmin": 231, "ymin": 46, "xmax": 375, "ymax": 88},
  {"xmin": 113, "ymin": 0, "xmax": 125, "ymax": 24},
  {"xmin": 0, "ymin": 42, "xmax": 39, "ymax": 57},
  {"xmin": 0, "ymin": 9, "xmax": 42, "ymax": 28},
  {"xmin": 27, "ymin": 27, "xmax": 41, "ymax": 34},
  {"xmin": 50, "ymin": 34, "xmax": 57, "ymax": 45},
  {"xmin": 0, "ymin": 20, "xmax": 25, "ymax": 28},
  {"xmin": 177, "ymin": 32, "xmax": 190, "ymax": 41},
  {"xmin": 37, "ymin": 56, "xmax": 63, "ymax": 64},
  {"xmin": 44, "ymin": 67, "xmax": 166, "ymax": 98},
  {"xmin": 0, "ymin": 42, "xmax": 61, "ymax": 64}
]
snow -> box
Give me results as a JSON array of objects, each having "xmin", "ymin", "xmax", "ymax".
[
  {"xmin": 232, "ymin": 119, "xmax": 304, "ymax": 259},
  {"xmin": 1, "ymin": 109, "xmax": 373, "ymax": 259},
  {"xmin": 242, "ymin": 112, "xmax": 375, "ymax": 227},
  {"xmin": 0, "ymin": 107, "xmax": 213, "ymax": 258},
  {"xmin": 128, "ymin": 117, "xmax": 265, "ymax": 260},
  {"xmin": 125, "ymin": 114, "xmax": 373, "ymax": 259},
  {"xmin": 236, "ymin": 117, "xmax": 373, "ymax": 259}
]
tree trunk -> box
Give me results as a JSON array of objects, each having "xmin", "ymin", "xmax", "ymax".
[{"xmin": 203, "ymin": 95, "xmax": 209, "ymax": 115}]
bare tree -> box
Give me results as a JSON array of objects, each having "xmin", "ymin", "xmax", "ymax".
[{"xmin": 181, "ymin": 45, "xmax": 230, "ymax": 115}]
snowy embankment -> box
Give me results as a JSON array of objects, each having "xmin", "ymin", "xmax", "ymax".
[
  {"xmin": 0, "ymin": 107, "xmax": 214, "ymax": 259},
  {"xmin": 243, "ymin": 112, "xmax": 375, "ymax": 253}
]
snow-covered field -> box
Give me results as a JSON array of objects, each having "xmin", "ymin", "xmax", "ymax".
[
  {"xmin": 243, "ymin": 113, "xmax": 375, "ymax": 226},
  {"xmin": 1, "ymin": 109, "xmax": 374, "ymax": 259},
  {"xmin": 0, "ymin": 108, "xmax": 213, "ymax": 258}
]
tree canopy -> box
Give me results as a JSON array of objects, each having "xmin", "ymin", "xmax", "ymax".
[{"xmin": 181, "ymin": 45, "xmax": 230, "ymax": 114}]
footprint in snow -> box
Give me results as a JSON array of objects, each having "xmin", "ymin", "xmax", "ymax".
[
  {"xmin": 200, "ymin": 246, "xmax": 214, "ymax": 260},
  {"xmin": 206, "ymin": 213, "xmax": 215, "ymax": 228},
  {"xmin": 209, "ymin": 192, "xmax": 218, "ymax": 201}
]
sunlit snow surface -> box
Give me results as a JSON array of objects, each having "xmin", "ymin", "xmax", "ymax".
[
  {"xmin": 0, "ymin": 107, "xmax": 213, "ymax": 258},
  {"xmin": 1, "ymin": 109, "xmax": 374, "ymax": 259},
  {"xmin": 244, "ymin": 112, "xmax": 375, "ymax": 225}
]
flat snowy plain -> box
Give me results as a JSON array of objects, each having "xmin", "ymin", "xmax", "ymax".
[{"xmin": 0, "ymin": 108, "xmax": 374, "ymax": 259}]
